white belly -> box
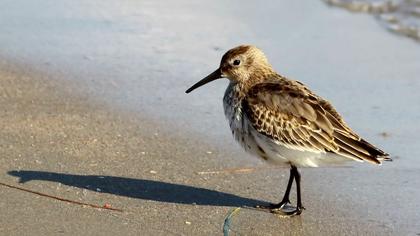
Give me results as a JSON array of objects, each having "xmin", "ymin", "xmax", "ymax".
[{"xmin": 250, "ymin": 128, "xmax": 350, "ymax": 167}]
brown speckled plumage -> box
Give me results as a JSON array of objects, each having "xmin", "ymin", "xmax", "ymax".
[
  {"xmin": 217, "ymin": 45, "xmax": 389, "ymax": 166},
  {"xmin": 186, "ymin": 45, "xmax": 391, "ymax": 215},
  {"xmin": 242, "ymin": 78, "xmax": 389, "ymax": 164}
]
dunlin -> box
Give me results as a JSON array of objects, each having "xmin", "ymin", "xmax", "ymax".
[{"xmin": 186, "ymin": 45, "xmax": 390, "ymax": 216}]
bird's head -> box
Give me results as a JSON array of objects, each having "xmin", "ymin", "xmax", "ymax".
[{"xmin": 186, "ymin": 45, "xmax": 274, "ymax": 93}]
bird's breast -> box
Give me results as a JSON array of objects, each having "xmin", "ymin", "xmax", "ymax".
[
  {"xmin": 223, "ymin": 83, "xmax": 244, "ymax": 134},
  {"xmin": 223, "ymin": 84, "xmax": 267, "ymax": 160}
]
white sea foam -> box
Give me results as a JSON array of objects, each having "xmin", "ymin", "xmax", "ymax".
[{"xmin": 324, "ymin": 0, "xmax": 420, "ymax": 41}]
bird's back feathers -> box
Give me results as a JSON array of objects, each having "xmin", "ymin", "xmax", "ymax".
[{"xmin": 242, "ymin": 76, "xmax": 390, "ymax": 164}]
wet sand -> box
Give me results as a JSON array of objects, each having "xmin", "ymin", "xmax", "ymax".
[{"xmin": 1, "ymin": 0, "xmax": 420, "ymax": 235}]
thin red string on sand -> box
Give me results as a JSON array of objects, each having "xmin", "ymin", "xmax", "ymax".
[
  {"xmin": 197, "ymin": 164, "xmax": 353, "ymax": 175},
  {"xmin": 0, "ymin": 181, "xmax": 123, "ymax": 212},
  {"xmin": 197, "ymin": 166, "xmax": 282, "ymax": 175}
]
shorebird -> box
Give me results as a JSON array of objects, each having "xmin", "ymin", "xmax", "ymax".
[{"xmin": 185, "ymin": 45, "xmax": 390, "ymax": 216}]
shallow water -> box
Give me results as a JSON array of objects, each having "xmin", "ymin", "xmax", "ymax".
[{"xmin": 324, "ymin": 0, "xmax": 420, "ymax": 41}]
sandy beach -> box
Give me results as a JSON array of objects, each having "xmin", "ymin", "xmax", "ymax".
[{"xmin": 1, "ymin": 0, "xmax": 419, "ymax": 235}]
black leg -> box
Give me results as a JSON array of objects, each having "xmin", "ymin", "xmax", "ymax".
[
  {"xmin": 255, "ymin": 165, "xmax": 305, "ymax": 216},
  {"xmin": 256, "ymin": 166, "xmax": 294, "ymax": 209},
  {"xmin": 292, "ymin": 166, "xmax": 304, "ymax": 215},
  {"xmin": 270, "ymin": 166, "xmax": 294, "ymax": 208}
]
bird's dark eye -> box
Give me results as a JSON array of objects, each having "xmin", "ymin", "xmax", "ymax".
[{"xmin": 233, "ymin": 59, "xmax": 241, "ymax": 66}]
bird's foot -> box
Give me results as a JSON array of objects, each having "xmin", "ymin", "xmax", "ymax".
[
  {"xmin": 270, "ymin": 203, "xmax": 304, "ymax": 216},
  {"xmin": 256, "ymin": 201, "xmax": 304, "ymax": 216},
  {"xmin": 255, "ymin": 200, "xmax": 289, "ymax": 210}
]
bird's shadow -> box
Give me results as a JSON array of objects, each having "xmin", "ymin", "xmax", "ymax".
[{"xmin": 7, "ymin": 170, "xmax": 267, "ymax": 207}]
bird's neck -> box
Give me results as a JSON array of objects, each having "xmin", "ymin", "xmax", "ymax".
[{"xmin": 233, "ymin": 69, "xmax": 278, "ymax": 97}]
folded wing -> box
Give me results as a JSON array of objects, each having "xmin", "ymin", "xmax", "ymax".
[{"xmin": 243, "ymin": 79, "xmax": 390, "ymax": 164}]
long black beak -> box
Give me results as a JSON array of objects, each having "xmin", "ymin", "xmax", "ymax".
[{"xmin": 185, "ymin": 69, "xmax": 222, "ymax": 93}]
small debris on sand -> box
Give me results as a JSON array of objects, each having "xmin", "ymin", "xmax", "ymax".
[{"xmin": 379, "ymin": 132, "xmax": 390, "ymax": 138}]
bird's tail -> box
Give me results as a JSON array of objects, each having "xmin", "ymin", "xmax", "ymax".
[{"xmin": 334, "ymin": 130, "xmax": 391, "ymax": 164}]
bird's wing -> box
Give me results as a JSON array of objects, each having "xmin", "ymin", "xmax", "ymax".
[{"xmin": 243, "ymin": 80, "xmax": 390, "ymax": 164}]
